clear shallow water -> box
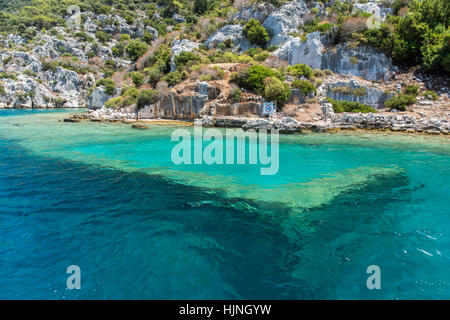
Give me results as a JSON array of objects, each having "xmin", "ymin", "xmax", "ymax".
[{"xmin": 0, "ymin": 109, "xmax": 450, "ymax": 299}]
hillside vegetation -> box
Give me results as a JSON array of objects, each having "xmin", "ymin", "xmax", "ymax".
[{"xmin": 0, "ymin": 0, "xmax": 448, "ymax": 112}]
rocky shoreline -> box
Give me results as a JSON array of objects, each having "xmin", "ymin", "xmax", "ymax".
[{"xmin": 66, "ymin": 99, "xmax": 450, "ymax": 136}]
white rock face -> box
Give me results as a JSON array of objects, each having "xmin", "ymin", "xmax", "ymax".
[
  {"xmin": 92, "ymin": 14, "xmax": 147, "ymax": 38},
  {"xmin": 322, "ymin": 44, "xmax": 395, "ymax": 81},
  {"xmin": 204, "ymin": 25, "xmax": 254, "ymax": 52},
  {"xmin": 39, "ymin": 67, "xmax": 87, "ymax": 108},
  {"xmin": 272, "ymin": 32, "xmax": 325, "ymax": 69},
  {"xmin": 233, "ymin": 3, "xmax": 275, "ymax": 22},
  {"xmin": 352, "ymin": 1, "xmax": 394, "ymax": 20},
  {"xmin": 170, "ymin": 39, "xmax": 200, "ymax": 71},
  {"xmin": 33, "ymin": 35, "xmax": 87, "ymax": 62},
  {"xmin": 326, "ymin": 81, "xmax": 394, "ymax": 108},
  {"xmin": 0, "ymin": 75, "xmax": 54, "ymax": 108},
  {"xmin": 272, "ymin": 32, "xmax": 395, "ymax": 81},
  {"xmin": 262, "ymin": 0, "xmax": 310, "ymax": 44},
  {"xmin": 88, "ymin": 87, "xmax": 111, "ymax": 110},
  {"xmin": 1, "ymin": 51, "xmax": 42, "ymax": 73},
  {"xmin": 1, "ymin": 54, "xmax": 91, "ymax": 109}
]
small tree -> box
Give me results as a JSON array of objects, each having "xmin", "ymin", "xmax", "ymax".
[
  {"xmin": 193, "ymin": 0, "xmax": 208, "ymax": 14},
  {"xmin": 131, "ymin": 72, "xmax": 145, "ymax": 87},
  {"xmin": 291, "ymin": 80, "xmax": 316, "ymax": 96},
  {"xmin": 174, "ymin": 51, "xmax": 200, "ymax": 69},
  {"xmin": 287, "ymin": 64, "xmax": 313, "ymax": 79},
  {"xmin": 263, "ymin": 77, "xmax": 291, "ymax": 107},
  {"xmin": 97, "ymin": 78, "xmax": 115, "ymax": 95},
  {"xmin": 142, "ymin": 31, "xmax": 154, "ymax": 44},
  {"xmin": 126, "ymin": 39, "xmax": 149, "ymax": 62},
  {"xmin": 233, "ymin": 64, "xmax": 279, "ymax": 93},
  {"xmin": 243, "ymin": 19, "xmax": 270, "ymax": 47},
  {"xmin": 137, "ymin": 89, "xmax": 159, "ymax": 108}
]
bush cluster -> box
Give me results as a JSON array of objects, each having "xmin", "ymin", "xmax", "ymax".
[
  {"xmin": 328, "ymin": 98, "xmax": 378, "ymax": 113},
  {"xmin": 384, "ymin": 94, "xmax": 417, "ymax": 111},
  {"xmin": 287, "ymin": 64, "xmax": 313, "ymax": 79},
  {"xmin": 291, "ymin": 80, "xmax": 316, "ymax": 96},
  {"xmin": 243, "ymin": 19, "xmax": 270, "ymax": 47},
  {"xmin": 232, "ymin": 65, "xmax": 281, "ymax": 94}
]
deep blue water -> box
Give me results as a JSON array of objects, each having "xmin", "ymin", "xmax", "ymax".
[{"xmin": 1, "ymin": 109, "xmax": 450, "ymax": 299}]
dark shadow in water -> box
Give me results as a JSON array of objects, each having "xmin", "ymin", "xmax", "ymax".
[{"xmin": 0, "ymin": 137, "xmax": 413, "ymax": 299}]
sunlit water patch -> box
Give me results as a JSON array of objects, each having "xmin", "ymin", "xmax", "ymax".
[{"xmin": 0, "ymin": 109, "xmax": 450, "ymax": 299}]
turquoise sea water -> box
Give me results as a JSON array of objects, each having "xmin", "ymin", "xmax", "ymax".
[{"xmin": 0, "ymin": 109, "xmax": 450, "ymax": 299}]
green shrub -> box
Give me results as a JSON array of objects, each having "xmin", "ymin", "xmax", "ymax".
[
  {"xmin": 404, "ymin": 85, "xmax": 419, "ymax": 96},
  {"xmin": 263, "ymin": 77, "xmax": 291, "ymax": 107},
  {"xmin": 287, "ymin": 64, "xmax": 313, "ymax": 79},
  {"xmin": 41, "ymin": 60, "xmax": 58, "ymax": 72},
  {"xmin": 97, "ymin": 78, "xmax": 115, "ymax": 95},
  {"xmin": 121, "ymin": 86, "xmax": 139, "ymax": 98},
  {"xmin": 330, "ymin": 85, "xmax": 367, "ymax": 96},
  {"xmin": 244, "ymin": 48, "xmax": 263, "ymax": 57},
  {"xmin": 233, "ymin": 64, "xmax": 279, "ymax": 94},
  {"xmin": 193, "ymin": 0, "xmax": 208, "ymax": 14},
  {"xmin": 366, "ymin": 0, "xmax": 448, "ymax": 74},
  {"xmin": 126, "ymin": 39, "xmax": 149, "ymax": 62},
  {"xmin": 291, "ymin": 80, "xmax": 316, "ymax": 96},
  {"xmin": 0, "ymin": 85, "xmax": 5, "ymax": 96},
  {"xmin": 130, "ymin": 72, "xmax": 145, "ymax": 87},
  {"xmin": 163, "ymin": 71, "xmax": 183, "ymax": 86},
  {"xmin": 174, "ymin": 51, "xmax": 200, "ymax": 69},
  {"xmin": 146, "ymin": 67, "xmax": 162, "ymax": 87},
  {"xmin": 146, "ymin": 45, "xmax": 171, "ymax": 73},
  {"xmin": 243, "ymin": 19, "xmax": 270, "ymax": 47},
  {"xmin": 142, "ymin": 31, "xmax": 153, "ymax": 44},
  {"xmin": 353, "ymin": 87, "xmax": 367, "ymax": 96},
  {"xmin": 384, "ymin": 94, "xmax": 417, "ymax": 111},
  {"xmin": 328, "ymin": 98, "xmax": 378, "ymax": 113},
  {"xmin": 121, "ymin": 87, "xmax": 139, "ymax": 106},
  {"xmin": 229, "ymin": 86, "xmax": 242, "ymax": 103},
  {"xmin": 120, "ymin": 34, "xmax": 131, "ymax": 41},
  {"xmin": 105, "ymin": 97, "xmax": 122, "ymax": 109},
  {"xmin": 424, "ymin": 90, "xmax": 438, "ymax": 100},
  {"xmin": 137, "ymin": 89, "xmax": 159, "ymax": 108},
  {"xmin": 303, "ymin": 20, "xmax": 333, "ymax": 33},
  {"xmin": 95, "ymin": 30, "xmax": 112, "ymax": 43},
  {"xmin": 254, "ymin": 51, "xmax": 270, "ymax": 62}
]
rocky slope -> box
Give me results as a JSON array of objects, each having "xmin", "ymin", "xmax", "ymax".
[{"xmin": 0, "ymin": 0, "xmax": 449, "ymax": 134}]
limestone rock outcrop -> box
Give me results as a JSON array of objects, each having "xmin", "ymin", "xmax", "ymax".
[
  {"xmin": 170, "ymin": 39, "xmax": 200, "ymax": 71},
  {"xmin": 262, "ymin": 0, "xmax": 310, "ymax": 45},
  {"xmin": 204, "ymin": 25, "xmax": 254, "ymax": 52}
]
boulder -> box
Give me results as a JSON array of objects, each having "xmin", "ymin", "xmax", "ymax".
[
  {"xmin": 204, "ymin": 25, "xmax": 254, "ymax": 52},
  {"xmin": 271, "ymin": 32, "xmax": 325, "ymax": 69},
  {"xmin": 195, "ymin": 82, "xmax": 220, "ymax": 100},
  {"xmin": 88, "ymin": 87, "xmax": 111, "ymax": 110},
  {"xmin": 170, "ymin": 39, "xmax": 200, "ymax": 71}
]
